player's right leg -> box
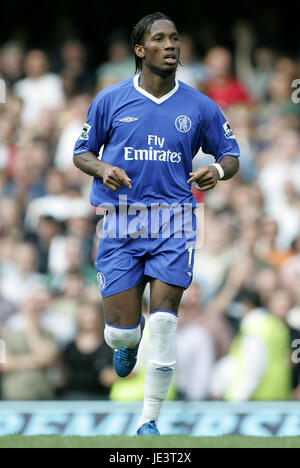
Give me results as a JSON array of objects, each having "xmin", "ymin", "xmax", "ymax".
[
  {"xmin": 95, "ymin": 208, "xmax": 149, "ymax": 376},
  {"xmin": 102, "ymin": 280, "xmax": 148, "ymax": 377}
]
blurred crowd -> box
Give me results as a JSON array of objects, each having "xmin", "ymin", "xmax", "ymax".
[{"xmin": 0, "ymin": 22, "xmax": 300, "ymax": 402}]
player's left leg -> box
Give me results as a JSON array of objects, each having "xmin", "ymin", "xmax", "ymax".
[
  {"xmin": 137, "ymin": 279, "xmax": 184, "ymax": 435},
  {"xmin": 103, "ymin": 279, "xmax": 148, "ymax": 378}
]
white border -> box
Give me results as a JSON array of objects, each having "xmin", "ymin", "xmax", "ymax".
[{"xmin": 133, "ymin": 74, "xmax": 179, "ymax": 105}]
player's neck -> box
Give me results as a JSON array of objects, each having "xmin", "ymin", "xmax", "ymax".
[{"xmin": 139, "ymin": 70, "xmax": 176, "ymax": 99}]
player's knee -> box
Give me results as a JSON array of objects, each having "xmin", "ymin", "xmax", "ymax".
[
  {"xmin": 149, "ymin": 310, "xmax": 178, "ymax": 334},
  {"xmin": 104, "ymin": 323, "xmax": 141, "ymax": 349}
]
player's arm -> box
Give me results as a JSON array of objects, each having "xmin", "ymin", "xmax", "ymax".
[
  {"xmin": 188, "ymin": 155, "xmax": 239, "ymax": 191},
  {"xmin": 73, "ymin": 95, "xmax": 131, "ymax": 191},
  {"xmin": 189, "ymin": 101, "xmax": 241, "ymax": 191},
  {"xmin": 73, "ymin": 151, "xmax": 132, "ymax": 191}
]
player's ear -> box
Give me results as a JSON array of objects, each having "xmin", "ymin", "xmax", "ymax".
[{"xmin": 135, "ymin": 44, "xmax": 145, "ymax": 59}]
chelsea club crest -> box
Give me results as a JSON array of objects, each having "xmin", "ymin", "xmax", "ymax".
[
  {"xmin": 175, "ymin": 115, "xmax": 192, "ymax": 133},
  {"xmin": 97, "ymin": 272, "xmax": 106, "ymax": 290}
]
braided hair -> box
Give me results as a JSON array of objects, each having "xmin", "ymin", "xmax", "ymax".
[{"xmin": 131, "ymin": 12, "xmax": 176, "ymax": 74}]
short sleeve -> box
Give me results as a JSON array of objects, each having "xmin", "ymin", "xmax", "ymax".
[
  {"xmin": 200, "ymin": 103, "xmax": 240, "ymax": 162},
  {"xmin": 73, "ymin": 94, "xmax": 110, "ymax": 156}
]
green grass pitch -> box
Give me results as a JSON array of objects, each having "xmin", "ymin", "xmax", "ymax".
[{"xmin": 0, "ymin": 435, "xmax": 300, "ymax": 448}]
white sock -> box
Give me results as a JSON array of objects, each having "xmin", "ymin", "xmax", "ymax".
[
  {"xmin": 104, "ymin": 321, "xmax": 142, "ymax": 349},
  {"xmin": 138, "ymin": 310, "xmax": 178, "ymax": 428}
]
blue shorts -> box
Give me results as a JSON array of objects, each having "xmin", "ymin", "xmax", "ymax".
[{"xmin": 95, "ymin": 206, "xmax": 197, "ymax": 298}]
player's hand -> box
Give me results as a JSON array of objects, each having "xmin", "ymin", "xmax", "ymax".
[
  {"xmin": 187, "ymin": 166, "xmax": 219, "ymax": 192},
  {"xmin": 101, "ymin": 165, "xmax": 132, "ymax": 191}
]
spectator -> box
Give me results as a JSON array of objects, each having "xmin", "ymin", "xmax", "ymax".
[
  {"xmin": 59, "ymin": 302, "xmax": 116, "ymax": 400},
  {"xmin": 257, "ymin": 129, "xmax": 300, "ymax": 249},
  {"xmin": 225, "ymin": 105, "xmax": 257, "ymax": 182},
  {"xmin": 3, "ymin": 146, "xmax": 47, "ymax": 206},
  {"xmin": 42, "ymin": 272, "xmax": 85, "ymax": 347},
  {"xmin": 0, "ymin": 42, "xmax": 24, "ymax": 89},
  {"xmin": 176, "ymin": 283, "xmax": 216, "ymax": 401},
  {"xmin": 0, "ymin": 198, "xmax": 23, "ymax": 240},
  {"xmin": 25, "ymin": 168, "xmax": 92, "ymax": 234},
  {"xmin": 0, "ymin": 293, "xmax": 16, "ymax": 326},
  {"xmin": 254, "ymin": 267, "xmax": 279, "ymax": 306},
  {"xmin": 47, "ymin": 235, "xmax": 95, "ymax": 284},
  {"xmin": 96, "ymin": 32, "xmax": 135, "ymax": 91},
  {"xmin": 209, "ymin": 289, "xmax": 293, "ymax": 401},
  {"xmin": 0, "ymin": 242, "xmax": 46, "ymax": 306},
  {"xmin": 0, "ymin": 293, "xmax": 59, "ymax": 400},
  {"xmin": 204, "ymin": 46, "xmax": 253, "ymax": 108},
  {"xmin": 233, "ymin": 21, "xmax": 276, "ymax": 102},
  {"xmin": 60, "ymin": 39, "xmax": 95, "ymax": 96},
  {"xmin": 14, "ymin": 50, "xmax": 65, "ymax": 126},
  {"xmin": 280, "ymin": 240, "xmax": 300, "ymax": 305},
  {"xmin": 24, "ymin": 216, "xmax": 62, "ymax": 274},
  {"xmin": 193, "ymin": 217, "xmax": 237, "ymax": 300},
  {"xmin": 256, "ymin": 218, "xmax": 295, "ymax": 269},
  {"xmin": 54, "ymin": 94, "xmax": 91, "ymax": 171},
  {"xmin": 24, "ymin": 168, "xmax": 69, "ymax": 230},
  {"xmin": 176, "ymin": 34, "xmax": 211, "ymax": 90}
]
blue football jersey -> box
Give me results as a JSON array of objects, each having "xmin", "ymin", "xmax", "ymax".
[{"xmin": 74, "ymin": 75, "xmax": 240, "ymax": 208}]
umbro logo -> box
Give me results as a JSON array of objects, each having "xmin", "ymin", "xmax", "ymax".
[
  {"xmin": 119, "ymin": 117, "xmax": 139, "ymax": 123},
  {"xmin": 156, "ymin": 366, "xmax": 173, "ymax": 372}
]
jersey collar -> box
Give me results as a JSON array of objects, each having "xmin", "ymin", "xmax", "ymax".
[{"xmin": 133, "ymin": 73, "xmax": 179, "ymax": 105}]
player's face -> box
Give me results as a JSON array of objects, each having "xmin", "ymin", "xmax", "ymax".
[{"xmin": 138, "ymin": 20, "xmax": 181, "ymax": 76}]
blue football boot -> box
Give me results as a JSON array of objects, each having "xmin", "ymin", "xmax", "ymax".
[
  {"xmin": 137, "ymin": 420, "xmax": 160, "ymax": 436},
  {"xmin": 113, "ymin": 315, "xmax": 145, "ymax": 378}
]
